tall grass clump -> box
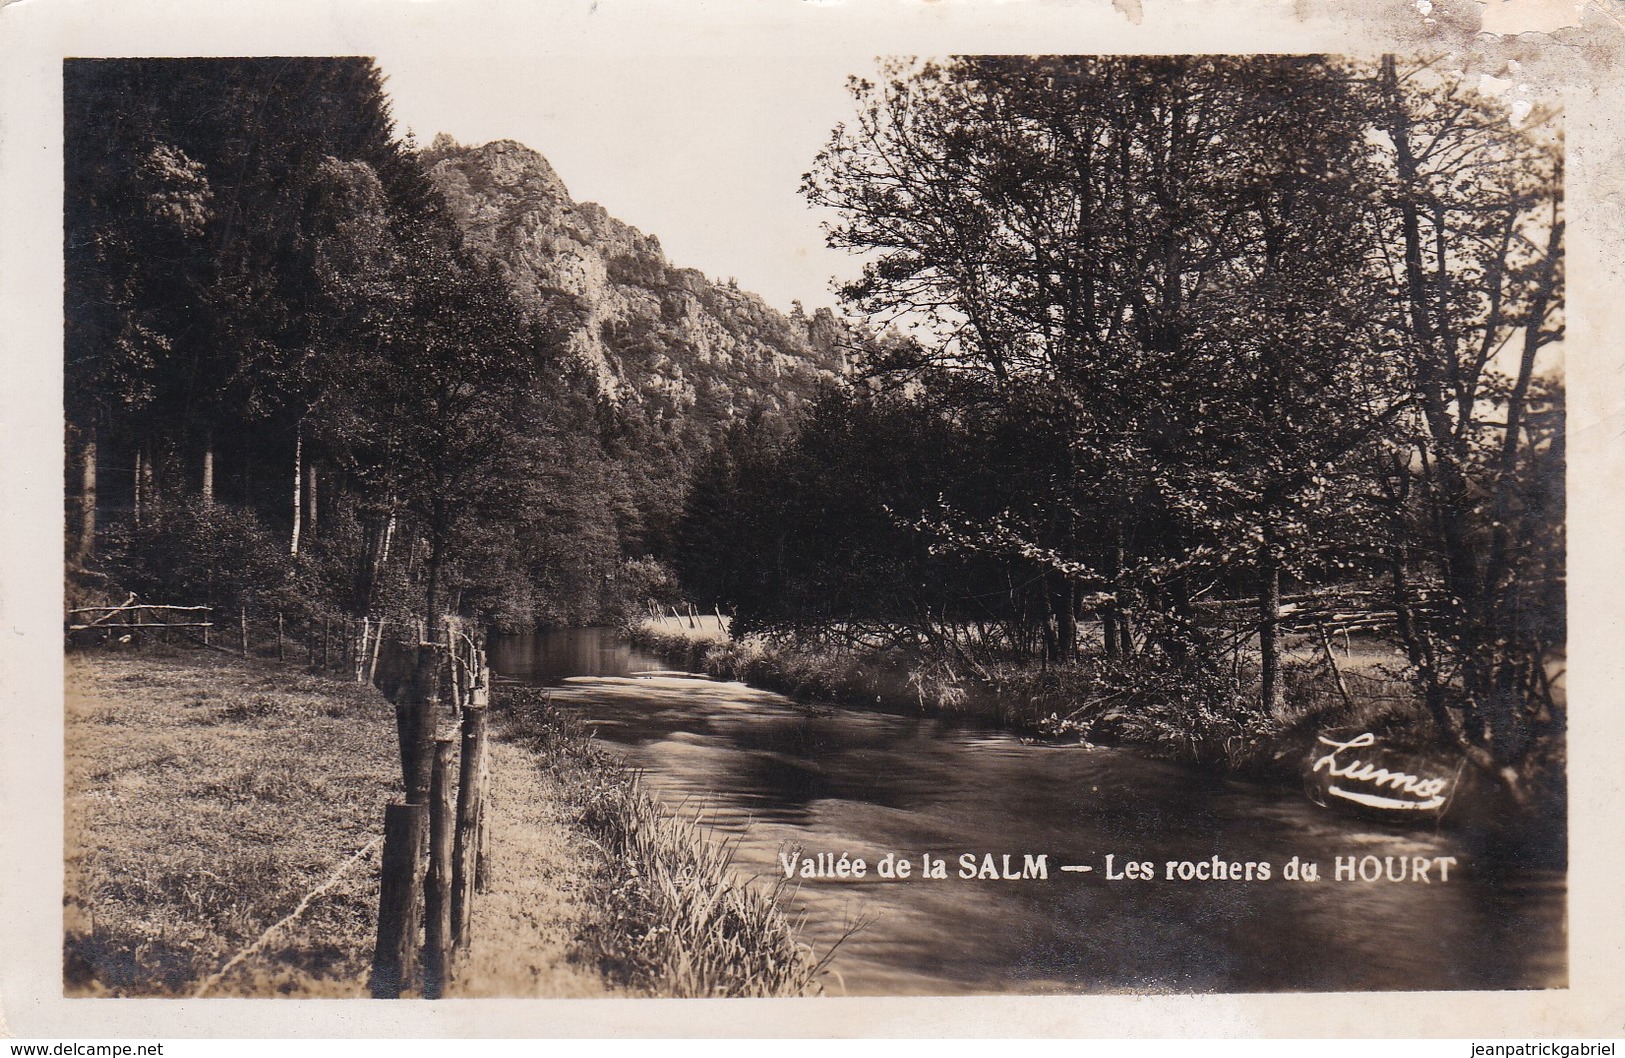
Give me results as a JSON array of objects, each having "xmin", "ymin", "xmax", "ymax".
[
  {"xmin": 631, "ymin": 619, "xmax": 973, "ymax": 717},
  {"xmin": 1002, "ymin": 655, "xmax": 1281, "ymax": 773},
  {"xmin": 496, "ymin": 685, "xmax": 834, "ymax": 997},
  {"xmin": 577, "ymin": 773, "xmax": 833, "ymax": 997},
  {"xmin": 627, "ymin": 616, "xmax": 730, "ymax": 673}
]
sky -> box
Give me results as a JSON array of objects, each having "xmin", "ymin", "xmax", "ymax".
[
  {"xmin": 312, "ymin": 0, "xmax": 1464, "ymax": 319},
  {"xmin": 374, "ymin": 49, "xmax": 867, "ymax": 314},
  {"xmin": 370, "ymin": 36, "xmax": 1559, "ymax": 326}
]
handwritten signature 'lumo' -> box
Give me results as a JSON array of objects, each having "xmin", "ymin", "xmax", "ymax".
[{"xmin": 1312, "ymin": 732, "xmax": 1449, "ymax": 811}]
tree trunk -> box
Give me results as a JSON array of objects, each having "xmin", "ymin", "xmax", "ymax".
[
  {"xmin": 305, "ymin": 462, "xmax": 318, "ymax": 538},
  {"xmin": 382, "ymin": 509, "xmax": 396, "ymax": 566},
  {"xmin": 1105, "ymin": 526, "xmax": 1126, "ymax": 658},
  {"xmin": 1486, "ymin": 191, "xmax": 1563, "ymax": 608},
  {"xmin": 360, "ymin": 503, "xmax": 398, "ymax": 618},
  {"xmin": 1115, "ymin": 523, "xmax": 1133, "ymax": 656},
  {"xmin": 1053, "ymin": 580, "xmax": 1076, "ymax": 663},
  {"xmin": 290, "ymin": 425, "xmax": 303, "ymax": 556},
  {"xmin": 424, "ymin": 548, "xmax": 443, "ymax": 635},
  {"xmin": 140, "ymin": 445, "xmax": 156, "ymax": 525},
  {"xmin": 1380, "ymin": 53, "xmax": 1493, "ymax": 746},
  {"xmin": 1258, "ymin": 522, "xmax": 1281, "ymax": 716},
  {"xmin": 201, "ymin": 430, "xmax": 214, "ymax": 509},
  {"xmin": 76, "ymin": 430, "xmax": 97, "ymax": 565},
  {"xmin": 132, "ymin": 445, "xmax": 144, "ymax": 529}
]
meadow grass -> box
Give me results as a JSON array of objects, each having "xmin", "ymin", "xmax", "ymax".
[
  {"xmin": 65, "ymin": 646, "xmax": 399, "ymax": 997},
  {"xmin": 67, "ymin": 644, "xmax": 833, "ymax": 999}
]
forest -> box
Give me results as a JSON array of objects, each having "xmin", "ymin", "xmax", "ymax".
[
  {"xmin": 65, "ymin": 58, "xmax": 835, "ymax": 632},
  {"xmin": 65, "ymin": 55, "xmax": 1565, "ymax": 804}
]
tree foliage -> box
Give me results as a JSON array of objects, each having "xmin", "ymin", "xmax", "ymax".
[
  {"xmin": 64, "ymin": 58, "xmax": 670, "ymax": 633},
  {"xmin": 677, "ymin": 54, "xmax": 1565, "ymax": 781}
]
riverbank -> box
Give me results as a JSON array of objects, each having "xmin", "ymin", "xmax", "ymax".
[
  {"xmin": 625, "ymin": 616, "xmax": 1566, "ymax": 846},
  {"xmin": 628, "ymin": 616, "xmax": 1308, "ymax": 773},
  {"xmin": 65, "ymin": 645, "xmax": 826, "ymax": 997},
  {"xmin": 490, "ymin": 682, "xmax": 835, "ymax": 997}
]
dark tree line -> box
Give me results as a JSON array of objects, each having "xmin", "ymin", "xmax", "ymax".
[
  {"xmin": 64, "ymin": 58, "xmax": 675, "ymax": 636},
  {"xmin": 677, "ymin": 55, "xmax": 1563, "ymax": 784}
]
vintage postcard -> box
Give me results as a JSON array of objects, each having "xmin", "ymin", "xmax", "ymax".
[{"xmin": 3, "ymin": 0, "xmax": 1623, "ymax": 1039}]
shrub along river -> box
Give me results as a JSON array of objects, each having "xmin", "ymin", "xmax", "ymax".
[{"xmin": 489, "ymin": 627, "xmax": 1566, "ymax": 996}]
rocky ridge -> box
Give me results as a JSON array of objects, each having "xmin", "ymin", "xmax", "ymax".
[{"xmin": 422, "ymin": 136, "xmax": 847, "ymax": 425}]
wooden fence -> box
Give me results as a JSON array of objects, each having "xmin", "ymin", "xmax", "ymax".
[
  {"xmin": 1189, "ymin": 586, "xmax": 1448, "ymax": 637},
  {"xmin": 367, "ymin": 620, "xmax": 491, "ymax": 999},
  {"xmin": 67, "ymin": 598, "xmax": 213, "ymax": 645},
  {"xmin": 66, "ymin": 593, "xmax": 410, "ymax": 679}
]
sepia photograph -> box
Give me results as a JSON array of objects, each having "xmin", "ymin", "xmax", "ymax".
[{"xmin": 5, "ymin": 0, "xmax": 1623, "ymax": 1040}]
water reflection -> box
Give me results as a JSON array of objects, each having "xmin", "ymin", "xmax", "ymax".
[{"xmin": 491, "ymin": 628, "xmax": 1566, "ymax": 995}]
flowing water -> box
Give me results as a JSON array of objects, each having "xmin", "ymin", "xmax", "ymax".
[{"xmin": 488, "ymin": 627, "xmax": 1566, "ymax": 996}]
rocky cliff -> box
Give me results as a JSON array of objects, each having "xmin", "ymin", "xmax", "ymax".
[{"xmin": 423, "ymin": 137, "xmax": 846, "ymax": 426}]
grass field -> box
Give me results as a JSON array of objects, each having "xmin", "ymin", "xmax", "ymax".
[
  {"xmin": 65, "ymin": 648, "xmax": 400, "ymax": 996},
  {"xmin": 64, "ymin": 644, "xmax": 828, "ymax": 998}
]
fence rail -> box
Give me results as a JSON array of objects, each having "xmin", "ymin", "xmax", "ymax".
[{"xmin": 66, "ymin": 600, "xmax": 215, "ymax": 645}]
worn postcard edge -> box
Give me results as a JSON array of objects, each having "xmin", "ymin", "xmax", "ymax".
[{"xmin": 2, "ymin": 0, "xmax": 1623, "ymax": 1039}]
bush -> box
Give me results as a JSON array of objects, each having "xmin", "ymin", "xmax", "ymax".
[
  {"xmin": 1008, "ymin": 652, "xmax": 1277, "ymax": 771},
  {"xmin": 101, "ymin": 499, "xmax": 291, "ymax": 613}
]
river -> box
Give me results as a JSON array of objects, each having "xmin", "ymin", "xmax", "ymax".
[{"xmin": 488, "ymin": 627, "xmax": 1566, "ymax": 996}]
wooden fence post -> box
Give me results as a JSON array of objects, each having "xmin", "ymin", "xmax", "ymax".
[
  {"xmin": 474, "ymin": 648, "xmax": 492, "ymax": 895},
  {"xmin": 450, "ymin": 665, "xmax": 489, "ymax": 950},
  {"xmin": 423, "ymin": 738, "xmax": 456, "ymax": 997},
  {"xmin": 444, "ymin": 617, "xmax": 465, "ymax": 711},
  {"xmin": 276, "ymin": 612, "xmax": 285, "ymax": 662},
  {"xmin": 395, "ymin": 645, "xmax": 440, "ymax": 804},
  {"xmin": 370, "ymin": 801, "xmax": 428, "ymax": 998},
  {"xmin": 475, "ymin": 751, "xmax": 491, "ymax": 894}
]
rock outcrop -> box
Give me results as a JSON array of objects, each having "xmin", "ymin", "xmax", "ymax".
[{"xmin": 423, "ymin": 137, "xmax": 846, "ymax": 426}]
